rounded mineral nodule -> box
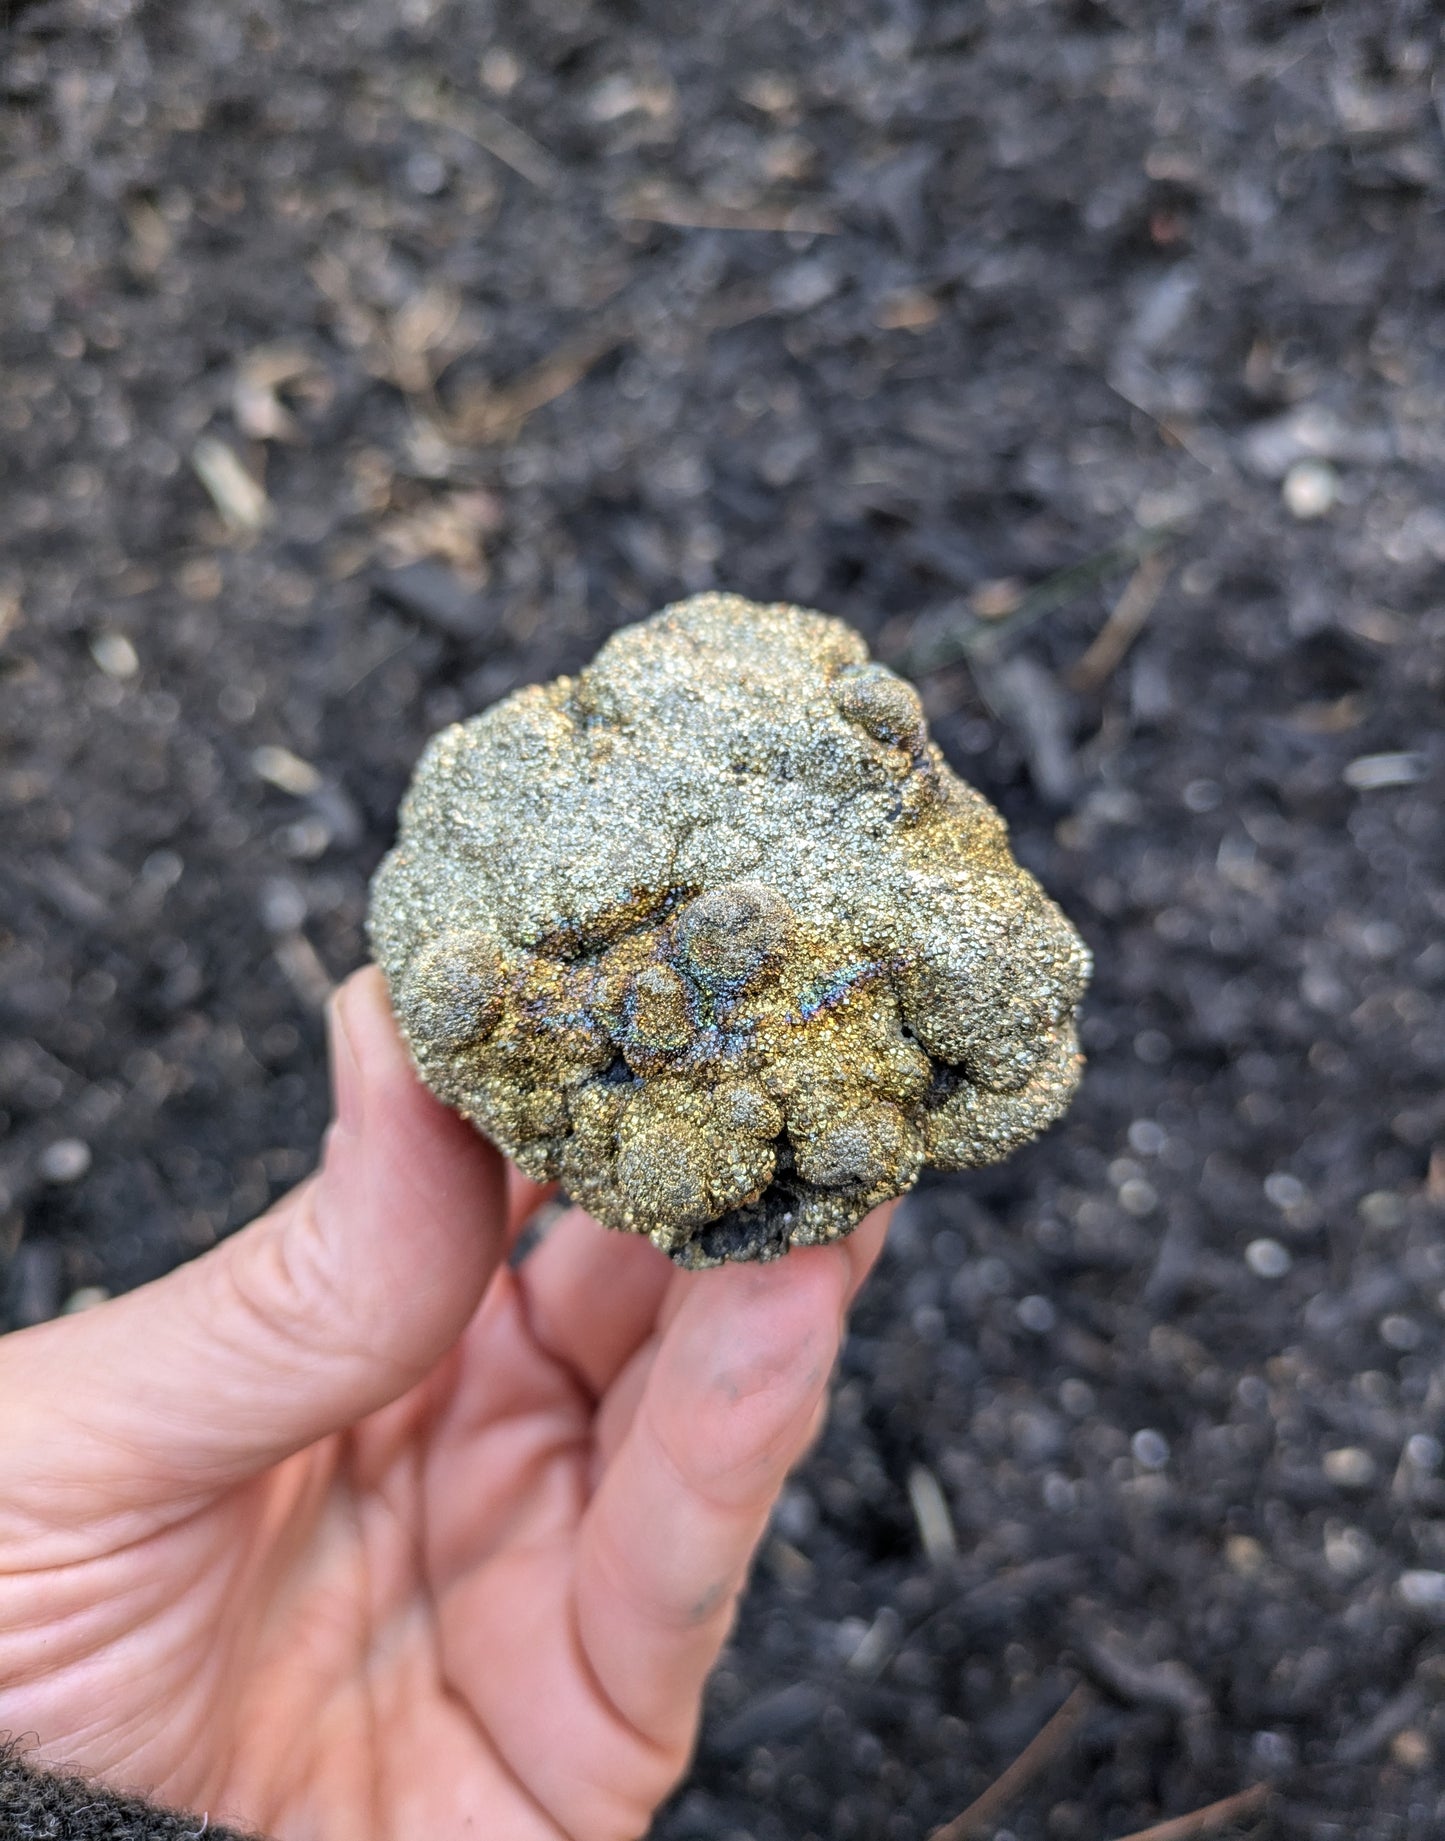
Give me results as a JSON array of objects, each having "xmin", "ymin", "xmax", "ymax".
[{"xmin": 367, "ymin": 592, "xmax": 1091, "ymax": 1268}]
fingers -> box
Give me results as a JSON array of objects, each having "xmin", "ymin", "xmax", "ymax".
[
  {"xmin": 513, "ymin": 1206, "xmax": 674, "ymax": 1398},
  {"xmin": 0, "ymin": 967, "xmax": 508, "ymax": 1521},
  {"xmin": 840, "ymin": 1199, "xmax": 894, "ymax": 1305},
  {"xmin": 506, "ymin": 1165, "xmax": 557, "ymax": 1241},
  {"xmin": 572, "ymin": 1242, "xmax": 853, "ymax": 1751}
]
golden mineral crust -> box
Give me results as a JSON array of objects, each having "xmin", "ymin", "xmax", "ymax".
[{"xmin": 367, "ymin": 593, "xmax": 1091, "ymax": 1268}]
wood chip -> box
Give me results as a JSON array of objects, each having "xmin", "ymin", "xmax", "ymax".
[
  {"xmin": 906, "ymin": 1464, "xmax": 959, "ymax": 1565},
  {"xmin": 191, "ymin": 436, "xmax": 269, "ymax": 532}
]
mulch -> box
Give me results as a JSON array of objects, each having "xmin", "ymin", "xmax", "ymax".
[{"xmin": 3, "ymin": 2, "xmax": 1444, "ymax": 1835}]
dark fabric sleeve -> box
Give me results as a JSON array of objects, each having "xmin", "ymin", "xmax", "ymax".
[{"xmin": 0, "ymin": 1739, "xmax": 266, "ymax": 1840}]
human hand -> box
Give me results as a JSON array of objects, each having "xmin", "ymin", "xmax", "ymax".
[{"xmin": 0, "ymin": 967, "xmax": 890, "ymax": 1840}]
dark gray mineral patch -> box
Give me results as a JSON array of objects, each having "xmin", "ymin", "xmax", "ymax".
[{"xmin": 367, "ymin": 593, "xmax": 1090, "ymax": 1267}]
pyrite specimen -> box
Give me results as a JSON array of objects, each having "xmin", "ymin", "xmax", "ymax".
[{"xmin": 368, "ymin": 593, "xmax": 1090, "ymax": 1267}]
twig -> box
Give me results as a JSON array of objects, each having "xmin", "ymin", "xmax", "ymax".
[
  {"xmin": 402, "ymin": 78, "xmax": 560, "ymax": 192},
  {"xmin": 927, "ymin": 1684, "xmax": 1093, "ymax": 1841},
  {"xmin": 614, "ymin": 183, "xmax": 838, "ymax": 235},
  {"xmin": 1067, "ymin": 546, "xmax": 1171, "ymax": 692},
  {"xmin": 1109, "ymin": 1782, "xmax": 1270, "ymax": 1841},
  {"xmin": 889, "ymin": 524, "xmax": 1178, "ymax": 677},
  {"xmin": 441, "ymin": 328, "xmax": 624, "ymax": 445}
]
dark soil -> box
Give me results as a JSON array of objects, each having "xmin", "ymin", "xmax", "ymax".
[{"xmin": 3, "ymin": 2, "xmax": 1444, "ymax": 1836}]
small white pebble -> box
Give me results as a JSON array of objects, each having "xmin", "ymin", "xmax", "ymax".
[
  {"xmin": 142, "ymin": 848, "xmax": 184, "ymax": 889},
  {"xmin": 1042, "ymin": 1473, "xmax": 1076, "ymax": 1513},
  {"xmin": 1127, "ymin": 1119, "xmax": 1167, "ymax": 1157},
  {"xmin": 406, "ymin": 150, "xmax": 447, "ymax": 195},
  {"xmin": 1324, "ymin": 1524, "xmax": 1372, "ymax": 1576},
  {"xmin": 1245, "ymin": 1237, "xmax": 1292, "ymax": 1279},
  {"xmin": 63, "ymin": 1285, "xmax": 111, "ymax": 1314},
  {"xmin": 1118, "ymin": 1177, "xmax": 1158, "ymax": 1217},
  {"xmin": 1283, "ymin": 458, "xmax": 1338, "ymax": 519},
  {"xmin": 1399, "ymin": 1570, "xmax": 1445, "ymax": 1610},
  {"xmin": 1381, "ymin": 1314, "xmax": 1422, "ymax": 1352},
  {"xmin": 1360, "ymin": 921, "xmax": 1401, "ymax": 959},
  {"xmin": 1264, "ymin": 1172, "xmax": 1305, "ymax": 1210},
  {"xmin": 39, "ymin": 1138, "xmax": 92, "ymax": 1184},
  {"xmin": 90, "ymin": 631, "xmax": 139, "ymax": 679},
  {"xmin": 1406, "ymin": 1435, "xmax": 1442, "ymax": 1470},
  {"xmin": 1132, "ymin": 1428, "xmax": 1170, "ymax": 1470},
  {"xmin": 1323, "ymin": 1447, "xmax": 1376, "ymax": 1488},
  {"xmin": 1017, "ymin": 1294, "xmax": 1056, "ymax": 1333}
]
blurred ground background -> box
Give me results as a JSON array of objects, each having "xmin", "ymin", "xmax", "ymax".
[{"xmin": 3, "ymin": 1, "xmax": 1445, "ymax": 1836}]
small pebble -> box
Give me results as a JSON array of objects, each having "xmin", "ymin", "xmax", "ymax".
[
  {"xmin": 1245, "ymin": 1236, "xmax": 1291, "ymax": 1278},
  {"xmin": 1322, "ymin": 1446, "xmax": 1376, "ymax": 1488},
  {"xmin": 1226, "ymin": 1535, "xmax": 1266, "ymax": 1576},
  {"xmin": 1380, "ymin": 1314, "xmax": 1422, "ymax": 1351},
  {"xmin": 1391, "ymin": 1729, "xmax": 1432, "ymax": 1770},
  {"xmin": 1405, "ymin": 1434, "xmax": 1442, "ymax": 1470},
  {"xmin": 1250, "ymin": 1729, "xmax": 1296, "ymax": 1772},
  {"xmin": 1359, "ymin": 1189, "xmax": 1406, "ymax": 1230},
  {"xmin": 1134, "ymin": 1029, "xmax": 1171, "ymax": 1064},
  {"xmin": 405, "ymin": 150, "xmax": 448, "ymax": 195},
  {"xmin": 39, "ymin": 1138, "xmax": 92, "ymax": 1184},
  {"xmin": 1059, "ymin": 1379, "xmax": 1096, "ymax": 1417},
  {"xmin": 1131, "ymin": 1428, "xmax": 1170, "ymax": 1470},
  {"xmin": 1324, "ymin": 1524, "xmax": 1371, "ymax": 1576},
  {"xmin": 1398, "ymin": 1570, "xmax": 1445, "ymax": 1609},
  {"xmin": 1264, "ymin": 1171, "xmax": 1305, "ymax": 1209},
  {"xmin": 90, "ymin": 631, "xmax": 139, "ymax": 679},
  {"xmin": 1017, "ymin": 1293, "xmax": 1056, "ymax": 1333},
  {"xmin": 1283, "ymin": 457, "xmax": 1338, "ymax": 518},
  {"xmin": 1127, "ymin": 1118, "xmax": 1167, "ymax": 1156},
  {"xmin": 63, "ymin": 1285, "xmax": 111, "ymax": 1313}
]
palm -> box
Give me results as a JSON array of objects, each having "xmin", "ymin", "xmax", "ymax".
[{"xmin": 0, "ymin": 970, "xmax": 888, "ymax": 1841}]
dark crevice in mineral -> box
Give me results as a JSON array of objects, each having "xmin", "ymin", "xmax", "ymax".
[
  {"xmin": 533, "ymin": 883, "xmax": 697, "ymax": 962},
  {"xmin": 670, "ymin": 1134, "xmax": 812, "ymax": 1266},
  {"xmin": 597, "ymin": 1053, "xmax": 638, "ymax": 1086}
]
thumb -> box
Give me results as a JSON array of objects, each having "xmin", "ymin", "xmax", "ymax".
[{"xmin": 0, "ymin": 967, "xmax": 507, "ymax": 1512}]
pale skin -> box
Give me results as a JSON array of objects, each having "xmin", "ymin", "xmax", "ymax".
[{"xmin": 0, "ymin": 967, "xmax": 891, "ymax": 1840}]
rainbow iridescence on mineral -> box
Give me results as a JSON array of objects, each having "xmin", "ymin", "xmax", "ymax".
[{"xmin": 367, "ymin": 594, "xmax": 1091, "ymax": 1267}]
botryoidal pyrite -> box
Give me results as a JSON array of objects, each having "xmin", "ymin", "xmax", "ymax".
[{"xmin": 368, "ymin": 593, "xmax": 1091, "ymax": 1268}]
